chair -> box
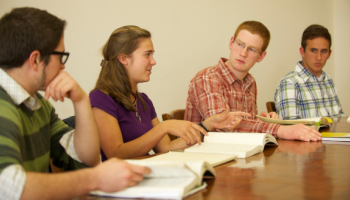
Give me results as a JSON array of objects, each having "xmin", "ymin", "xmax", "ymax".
[
  {"xmin": 266, "ymin": 101, "xmax": 276, "ymax": 113},
  {"xmin": 162, "ymin": 109, "xmax": 186, "ymax": 141}
]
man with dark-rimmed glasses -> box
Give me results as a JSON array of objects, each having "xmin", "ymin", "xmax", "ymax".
[
  {"xmin": 0, "ymin": 7, "xmax": 150, "ymax": 200},
  {"xmin": 185, "ymin": 21, "xmax": 322, "ymax": 142}
]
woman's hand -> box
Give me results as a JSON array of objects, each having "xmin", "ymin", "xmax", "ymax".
[
  {"xmin": 203, "ymin": 105, "xmax": 252, "ymax": 131},
  {"xmin": 160, "ymin": 120, "xmax": 208, "ymax": 146}
]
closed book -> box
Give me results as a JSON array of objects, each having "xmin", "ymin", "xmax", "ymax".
[{"xmin": 321, "ymin": 132, "xmax": 350, "ymax": 141}]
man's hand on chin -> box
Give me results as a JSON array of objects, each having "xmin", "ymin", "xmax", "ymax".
[{"xmin": 44, "ymin": 71, "xmax": 87, "ymax": 103}]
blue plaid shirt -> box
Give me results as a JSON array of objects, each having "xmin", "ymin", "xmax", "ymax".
[{"xmin": 274, "ymin": 62, "xmax": 344, "ymax": 120}]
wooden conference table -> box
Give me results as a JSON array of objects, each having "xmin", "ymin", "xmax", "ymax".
[{"xmin": 78, "ymin": 116, "xmax": 350, "ymax": 200}]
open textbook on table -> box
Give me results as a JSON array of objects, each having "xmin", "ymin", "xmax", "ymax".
[
  {"xmin": 183, "ymin": 132, "xmax": 278, "ymax": 158},
  {"xmin": 146, "ymin": 132, "xmax": 277, "ymax": 165},
  {"xmin": 90, "ymin": 160, "xmax": 214, "ymax": 199}
]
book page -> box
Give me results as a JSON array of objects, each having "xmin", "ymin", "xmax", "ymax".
[
  {"xmin": 143, "ymin": 152, "xmax": 235, "ymax": 167},
  {"xmin": 322, "ymin": 140, "xmax": 350, "ymax": 146},
  {"xmin": 126, "ymin": 160, "xmax": 196, "ymax": 178},
  {"xmin": 204, "ymin": 132, "xmax": 268, "ymax": 146},
  {"xmin": 176, "ymin": 161, "xmax": 215, "ymax": 184},
  {"xmin": 297, "ymin": 117, "xmax": 331, "ymax": 127},
  {"xmin": 91, "ymin": 176, "xmax": 197, "ymax": 199},
  {"xmin": 255, "ymin": 115, "xmax": 316, "ymax": 125},
  {"xmin": 91, "ymin": 160, "xmax": 211, "ymax": 199},
  {"xmin": 184, "ymin": 143, "xmax": 263, "ymax": 158},
  {"xmin": 298, "ymin": 117, "xmax": 322, "ymax": 122},
  {"xmin": 322, "ymin": 138, "xmax": 350, "ymax": 141}
]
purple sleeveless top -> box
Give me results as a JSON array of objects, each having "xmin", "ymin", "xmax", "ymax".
[{"xmin": 89, "ymin": 90, "xmax": 157, "ymax": 161}]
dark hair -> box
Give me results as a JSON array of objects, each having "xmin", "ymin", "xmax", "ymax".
[
  {"xmin": 0, "ymin": 7, "xmax": 66, "ymax": 69},
  {"xmin": 91, "ymin": 25, "xmax": 151, "ymax": 111},
  {"xmin": 234, "ymin": 21, "xmax": 271, "ymax": 52},
  {"xmin": 301, "ymin": 24, "xmax": 331, "ymax": 49}
]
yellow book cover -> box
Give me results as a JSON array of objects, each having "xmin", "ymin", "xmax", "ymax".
[{"xmin": 321, "ymin": 132, "xmax": 350, "ymax": 141}]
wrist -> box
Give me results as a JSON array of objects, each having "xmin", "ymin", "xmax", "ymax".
[
  {"xmin": 73, "ymin": 92, "xmax": 89, "ymax": 104},
  {"xmin": 158, "ymin": 121, "xmax": 170, "ymax": 136},
  {"xmin": 73, "ymin": 94, "xmax": 90, "ymax": 112},
  {"xmin": 78, "ymin": 168, "xmax": 98, "ymax": 193},
  {"xmin": 200, "ymin": 121, "xmax": 210, "ymax": 132},
  {"xmin": 276, "ymin": 126, "xmax": 284, "ymax": 139},
  {"xmin": 202, "ymin": 119, "xmax": 214, "ymax": 131}
]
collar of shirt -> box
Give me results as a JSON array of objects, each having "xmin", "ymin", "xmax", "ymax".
[
  {"xmin": 217, "ymin": 57, "xmax": 254, "ymax": 86},
  {"xmin": 296, "ymin": 61, "xmax": 326, "ymax": 82},
  {"xmin": 0, "ymin": 68, "xmax": 41, "ymax": 110}
]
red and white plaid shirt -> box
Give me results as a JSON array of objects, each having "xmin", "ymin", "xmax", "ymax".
[{"xmin": 184, "ymin": 58, "xmax": 280, "ymax": 137}]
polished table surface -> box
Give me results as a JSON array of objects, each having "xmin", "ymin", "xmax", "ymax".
[{"xmin": 78, "ymin": 117, "xmax": 350, "ymax": 200}]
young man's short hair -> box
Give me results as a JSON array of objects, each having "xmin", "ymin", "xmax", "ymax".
[
  {"xmin": 301, "ymin": 24, "xmax": 332, "ymax": 49},
  {"xmin": 233, "ymin": 21, "xmax": 271, "ymax": 52},
  {"xmin": 0, "ymin": 7, "xmax": 66, "ymax": 69}
]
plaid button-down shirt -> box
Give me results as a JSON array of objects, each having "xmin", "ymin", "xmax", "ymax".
[
  {"xmin": 185, "ymin": 58, "xmax": 280, "ymax": 136},
  {"xmin": 274, "ymin": 62, "xmax": 344, "ymax": 120}
]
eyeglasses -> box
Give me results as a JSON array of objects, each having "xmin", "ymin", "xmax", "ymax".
[
  {"xmin": 51, "ymin": 51, "xmax": 70, "ymax": 64},
  {"xmin": 233, "ymin": 40, "xmax": 262, "ymax": 55}
]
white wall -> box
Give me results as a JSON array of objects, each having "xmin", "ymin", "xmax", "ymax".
[
  {"xmin": 333, "ymin": 0, "xmax": 350, "ymax": 116},
  {"xmin": 0, "ymin": 0, "xmax": 347, "ymax": 120}
]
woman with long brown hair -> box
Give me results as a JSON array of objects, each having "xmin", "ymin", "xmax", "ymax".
[{"xmin": 90, "ymin": 25, "xmax": 250, "ymax": 160}]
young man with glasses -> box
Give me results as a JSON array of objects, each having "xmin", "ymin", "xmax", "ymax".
[
  {"xmin": 0, "ymin": 7, "xmax": 149, "ymax": 200},
  {"xmin": 274, "ymin": 24, "xmax": 344, "ymax": 120},
  {"xmin": 185, "ymin": 21, "xmax": 322, "ymax": 142}
]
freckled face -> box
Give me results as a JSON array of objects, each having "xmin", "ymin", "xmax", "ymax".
[{"xmin": 227, "ymin": 30, "xmax": 265, "ymax": 75}]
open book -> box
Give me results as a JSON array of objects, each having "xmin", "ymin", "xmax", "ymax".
[
  {"xmin": 90, "ymin": 160, "xmax": 214, "ymax": 199},
  {"xmin": 182, "ymin": 132, "xmax": 278, "ymax": 158},
  {"xmin": 144, "ymin": 151, "xmax": 237, "ymax": 167},
  {"xmin": 256, "ymin": 115, "xmax": 333, "ymax": 131}
]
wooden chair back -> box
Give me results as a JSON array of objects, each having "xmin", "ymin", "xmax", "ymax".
[
  {"xmin": 266, "ymin": 101, "xmax": 276, "ymax": 113},
  {"xmin": 162, "ymin": 109, "xmax": 185, "ymax": 141}
]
